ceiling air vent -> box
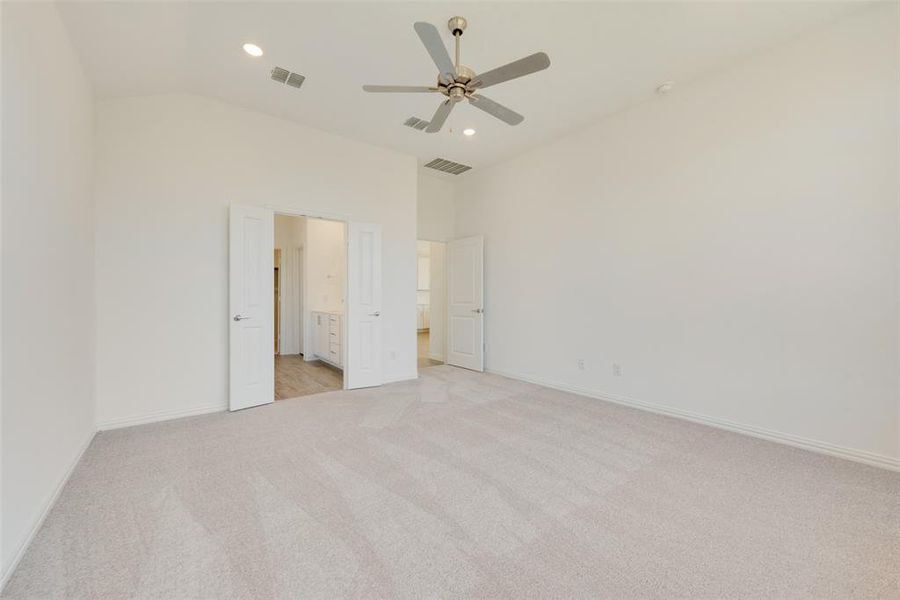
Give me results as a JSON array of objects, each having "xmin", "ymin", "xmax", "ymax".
[
  {"xmin": 271, "ymin": 67, "xmax": 305, "ymax": 89},
  {"xmin": 270, "ymin": 67, "xmax": 289, "ymax": 84},
  {"xmin": 424, "ymin": 158, "xmax": 472, "ymax": 175},
  {"xmin": 286, "ymin": 73, "xmax": 306, "ymax": 89},
  {"xmin": 403, "ymin": 117, "xmax": 430, "ymax": 131}
]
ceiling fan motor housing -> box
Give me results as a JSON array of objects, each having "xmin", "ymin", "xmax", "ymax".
[
  {"xmin": 438, "ymin": 65, "xmax": 474, "ymax": 95},
  {"xmin": 448, "ymin": 86, "xmax": 466, "ymax": 103}
]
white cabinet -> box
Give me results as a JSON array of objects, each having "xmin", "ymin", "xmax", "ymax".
[{"xmin": 312, "ymin": 311, "xmax": 342, "ymax": 369}]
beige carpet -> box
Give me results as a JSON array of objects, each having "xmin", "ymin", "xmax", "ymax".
[{"xmin": 3, "ymin": 366, "xmax": 899, "ymax": 599}]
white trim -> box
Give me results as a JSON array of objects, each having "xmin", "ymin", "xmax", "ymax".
[
  {"xmin": 265, "ymin": 204, "xmax": 350, "ymax": 224},
  {"xmin": 384, "ymin": 373, "xmax": 418, "ymax": 384},
  {"xmin": 426, "ymin": 352, "xmax": 445, "ymax": 362},
  {"xmin": 487, "ymin": 368, "xmax": 900, "ymax": 473},
  {"xmin": 97, "ymin": 403, "xmax": 225, "ymax": 431},
  {"xmin": 1, "ymin": 430, "xmax": 96, "ymax": 592}
]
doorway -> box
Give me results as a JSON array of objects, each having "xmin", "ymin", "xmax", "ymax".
[
  {"xmin": 230, "ymin": 205, "xmax": 384, "ymax": 411},
  {"xmin": 417, "ymin": 240, "xmax": 447, "ymax": 369},
  {"xmin": 274, "ymin": 214, "xmax": 345, "ymax": 399}
]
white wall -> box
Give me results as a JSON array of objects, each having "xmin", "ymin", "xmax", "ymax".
[
  {"xmin": 417, "ymin": 173, "xmax": 454, "ymax": 366},
  {"xmin": 305, "ymin": 219, "xmax": 345, "ymax": 313},
  {"xmin": 428, "ymin": 242, "xmax": 447, "ymax": 362},
  {"xmin": 94, "ymin": 93, "xmax": 417, "ymax": 428},
  {"xmin": 455, "ymin": 6, "xmax": 900, "ymax": 465},
  {"xmin": 416, "ymin": 239, "xmax": 431, "ymax": 308},
  {"xmin": 417, "ymin": 172, "xmax": 455, "ymax": 242},
  {"xmin": 274, "ymin": 214, "xmax": 305, "ymax": 253},
  {"xmin": 1, "ymin": 1, "xmax": 96, "ymax": 581}
]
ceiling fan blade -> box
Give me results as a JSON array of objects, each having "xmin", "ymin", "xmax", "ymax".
[
  {"xmin": 425, "ymin": 99, "xmax": 454, "ymax": 133},
  {"xmin": 468, "ymin": 94, "xmax": 524, "ymax": 125},
  {"xmin": 469, "ymin": 52, "xmax": 551, "ymax": 90},
  {"xmin": 414, "ymin": 22, "xmax": 456, "ymax": 81},
  {"xmin": 362, "ymin": 85, "xmax": 439, "ymax": 93}
]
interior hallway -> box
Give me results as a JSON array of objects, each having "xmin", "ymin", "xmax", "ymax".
[
  {"xmin": 274, "ymin": 354, "xmax": 342, "ymax": 399},
  {"xmin": 417, "ymin": 330, "xmax": 442, "ymax": 369}
]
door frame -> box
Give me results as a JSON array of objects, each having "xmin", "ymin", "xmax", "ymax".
[
  {"xmin": 416, "ymin": 238, "xmax": 449, "ymax": 366},
  {"xmin": 276, "ymin": 245, "xmax": 304, "ymax": 356},
  {"xmin": 266, "ymin": 205, "xmax": 351, "ymax": 391}
]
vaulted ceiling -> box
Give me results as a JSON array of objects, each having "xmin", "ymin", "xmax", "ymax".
[{"xmin": 58, "ymin": 1, "xmax": 860, "ymax": 172}]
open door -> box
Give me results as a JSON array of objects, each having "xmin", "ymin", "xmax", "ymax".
[
  {"xmin": 346, "ymin": 222, "xmax": 383, "ymax": 389},
  {"xmin": 229, "ymin": 204, "xmax": 274, "ymax": 411},
  {"xmin": 447, "ymin": 235, "xmax": 484, "ymax": 371}
]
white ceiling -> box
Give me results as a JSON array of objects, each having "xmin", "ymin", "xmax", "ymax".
[{"xmin": 58, "ymin": 1, "xmax": 861, "ymax": 173}]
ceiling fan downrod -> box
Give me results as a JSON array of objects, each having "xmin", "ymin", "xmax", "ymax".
[
  {"xmin": 448, "ymin": 16, "xmax": 467, "ymax": 75},
  {"xmin": 446, "ymin": 16, "xmax": 470, "ymax": 102}
]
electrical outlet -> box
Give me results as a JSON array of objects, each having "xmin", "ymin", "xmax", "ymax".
[
  {"xmin": 576, "ymin": 359, "xmax": 585, "ymax": 370},
  {"xmin": 612, "ymin": 362, "xmax": 623, "ymax": 377}
]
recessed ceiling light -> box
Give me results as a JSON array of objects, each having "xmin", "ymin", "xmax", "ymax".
[
  {"xmin": 243, "ymin": 43, "xmax": 264, "ymax": 57},
  {"xmin": 463, "ymin": 128, "xmax": 476, "ymax": 136}
]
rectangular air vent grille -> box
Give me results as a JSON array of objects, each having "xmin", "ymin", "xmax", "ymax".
[
  {"xmin": 404, "ymin": 117, "xmax": 430, "ymax": 131},
  {"xmin": 270, "ymin": 67, "xmax": 289, "ymax": 84},
  {"xmin": 271, "ymin": 67, "xmax": 304, "ymax": 89},
  {"xmin": 286, "ymin": 72, "xmax": 305, "ymax": 88},
  {"xmin": 424, "ymin": 158, "xmax": 472, "ymax": 175}
]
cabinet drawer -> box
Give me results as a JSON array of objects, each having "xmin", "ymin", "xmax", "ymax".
[
  {"xmin": 328, "ymin": 348, "xmax": 341, "ymax": 364},
  {"xmin": 329, "ymin": 319, "xmax": 341, "ymax": 335}
]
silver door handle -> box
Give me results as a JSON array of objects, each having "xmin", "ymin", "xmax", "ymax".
[
  {"xmin": 472, "ymin": 308, "xmax": 483, "ymax": 314},
  {"xmin": 368, "ymin": 311, "xmax": 381, "ymax": 317},
  {"xmin": 233, "ymin": 314, "xmax": 251, "ymax": 321}
]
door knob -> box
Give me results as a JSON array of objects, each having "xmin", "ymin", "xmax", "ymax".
[
  {"xmin": 233, "ymin": 314, "xmax": 251, "ymax": 321},
  {"xmin": 472, "ymin": 308, "xmax": 484, "ymax": 314},
  {"xmin": 369, "ymin": 311, "xmax": 381, "ymax": 317}
]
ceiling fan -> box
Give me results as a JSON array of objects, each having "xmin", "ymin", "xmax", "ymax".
[{"xmin": 362, "ymin": 16, "xmax": 551, "ymax": 133}]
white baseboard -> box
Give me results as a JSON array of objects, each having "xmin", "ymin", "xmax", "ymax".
[
  {"xmin": 383, "ymin": 372, "xmax": 418, "ymax": 384},
  {"xmin": 97, "ymin": 403, "xmax": 225, "ymax": 431},
  {"xmin": 97, "ymin": 373, "xmax": 426, "ymax": 429},
  {"xmin": 1, "ymin": 429, "xmax": 96, "ymax": 593},
  {"xmin": 487, "ymin": 368, "xmax": 900, "ymax": 473},
  {"xmin": 426, "ymin": 352, "xmax": 445, "ymax": 362}
]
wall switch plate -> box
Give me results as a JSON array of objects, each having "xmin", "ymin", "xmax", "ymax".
[
  {"xmin": 612, "ymin": 363, "xmax": 623, "ymax": 376},
  {"xmin": 576, "ymin": 359, "xmax": 585, "ymax": 370}
]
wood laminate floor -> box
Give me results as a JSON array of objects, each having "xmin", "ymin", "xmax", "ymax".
[{"xmin": 274, "ymin": 354, "xmax": 342, "ymax": 400}]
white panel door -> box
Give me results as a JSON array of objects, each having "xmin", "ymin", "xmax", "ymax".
[
  {"xmin": 229, "ymin": 204, "xmax": 274, "ymax": 411},
  {"xmin": 447, "ymin": 235, "xmax": 484, "ymax": 371},
  {"xmin": 347, "ymin": 222, "xmax": 383, "ymax": 389}
]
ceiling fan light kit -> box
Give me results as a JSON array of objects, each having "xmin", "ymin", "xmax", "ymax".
[{"xmin": 363, "ymin": 16, "xmax": 551, "ymax": 133}]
